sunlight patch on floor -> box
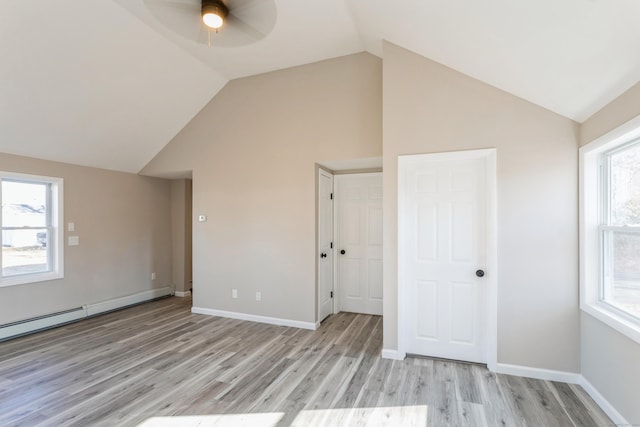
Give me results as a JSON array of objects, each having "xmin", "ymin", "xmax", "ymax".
[
  {"xmin": 291, "ymin": 405, "xmax": 429, "ymax": 426},
  {"xmin": 137, "ymin": 405, "xmax": 428, "ymax": 427},
  {"xmin": 137, "ymin": 412, "xmax": 284, "ymax": 427}
]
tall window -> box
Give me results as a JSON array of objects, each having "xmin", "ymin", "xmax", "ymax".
[
  {"xmin": 601, "ymin": 141, "xmax": 640, "ymax": 320},
  {"xmin": 581, "ymin": 123, "xmax": 640, "ymax": 344},
  {"xmin": 0, "ymin": 172, "xmax": 63, "ymax": 287}
]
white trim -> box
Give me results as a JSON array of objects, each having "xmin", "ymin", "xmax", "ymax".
[
  {"xmin": 0, "ymin": 286, "xmax": 173, "ymax": 341},
  {"xmin": 191, "ymin": 307, "xmax": 317, "ymax": 330},
  {"xmin": 493, "ymin": 363, "xmax": 581, "ymax": 384},
  {"xmin": 397, "ymin": 148, "xmax": 498, "ymax": 367},
  {"xmin": 174, "ymin": 291, "xmax": 191, "ymax": 298},
  {"xmin": 85, "ymin": 286, "xmax": 173, "ymax": 317},
  {"xmin": 579, "ymin": 376, "xmax": 630, "ymax": 426},
  {"xmin": 381, "ymin": 348, "xmax": 406, "ymax": 360}
]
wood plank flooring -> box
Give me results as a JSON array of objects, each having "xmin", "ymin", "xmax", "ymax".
[{"xmin": 0, "ymin": 297, "xmax": 613, "ymax": 426}]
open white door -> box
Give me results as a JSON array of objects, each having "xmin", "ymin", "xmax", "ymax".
[
  {"xmin": 335, "ymin": 173, "xmax": 383, "ymax": 315},
  {"xmin": 318, "ymin": 169, "xmax": 334, "ymax": 322},
  {"xmin": 398, "ymin": 149, "xmax": 496, "ymax": 364}
]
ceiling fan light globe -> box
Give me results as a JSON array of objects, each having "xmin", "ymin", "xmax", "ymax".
[{"xmin": 202, "ymin": 12, "xmax": 223, "ymax": 29}]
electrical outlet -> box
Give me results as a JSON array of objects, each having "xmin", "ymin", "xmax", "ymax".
[
  {"xmin": 232, "ymin": 289, "xmax": 238, "ymax": 299},
  {"xmin": 151, "ymin": 272, "xmax": 156, "ymax": 280},
  {"xmin": 256, "ymin": 292, "xmax": 261, "ymax": 301}
]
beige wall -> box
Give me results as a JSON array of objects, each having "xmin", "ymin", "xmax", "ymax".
[
  {"xmin": 580, "ymin": 81, "xmax": 640, "ymax": 147},
  {"xmin": 382, "ymin": 42, "xmax": 581, "ymax": 371},
  {"xmin": 0, "ymin": 153, "xmax": 172, "ymax": 324},
  {"xmin": 142, "ymin": 53, "xmax": 382, "ymax": 323},
  {"xmin": 580, "ymin": 82, "xmax": 640, "ymax": 424}
]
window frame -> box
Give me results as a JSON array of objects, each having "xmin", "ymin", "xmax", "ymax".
[
  {"xmin": 580, "ymin": 117, "xmax": 640, "ymax": 345},
  {"xmin": 0, "ymin": 171, "xmax": 64, "ymax": 287}
]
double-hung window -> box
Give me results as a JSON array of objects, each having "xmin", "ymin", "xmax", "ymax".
[
  {"xmin": 581, "ymin": 123, "xmax": 640, "ymax": 344},
  {"xmin": 0, "ymin": 172, "xmax": 63, "ymax": 287},
  {"xmin": 600, "ymin": 141, "xmax": 640, "ymax": 321}
]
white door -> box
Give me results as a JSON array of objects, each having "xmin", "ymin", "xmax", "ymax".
[
  {"xmin": 399, "ymin": 150, "xmax": 495, "ymax": 363},
  {"xmin": 318, "ymin": 169, "xmax": 334, "ymax": 322},
  {"xmin": 336, "ymin": 173, "xmax": 383, "ymax": 315}
]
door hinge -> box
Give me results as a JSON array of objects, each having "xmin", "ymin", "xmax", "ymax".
[
  {"xmin": 330, "ymin": 291, "xmax": 334, "ymax": 298},
  {"xmin": 330, "ymin": 193, "xmax": 333, "ymax": 200},
  {"xmin": 330, "ymin": 242, "xmax": 333, "ymax": 249}
]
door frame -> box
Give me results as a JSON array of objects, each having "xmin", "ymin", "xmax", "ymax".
[
  {"xmin": 317, "ymin": 167, "xmax": 335, "ymax": 322},
  {"xmin": 397, "ymin": 148, "xmax": 497, "ymax": 369}
]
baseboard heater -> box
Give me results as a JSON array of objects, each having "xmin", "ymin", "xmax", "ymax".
[{"xmin": 0, "ymin": 286, "xmax": 173, "ymax": 342}]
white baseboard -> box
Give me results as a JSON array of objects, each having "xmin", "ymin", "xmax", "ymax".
[
  {"xmin": 579, "ymin": 376, "xmax": 629, "ymax": 426},
  {"xmin": 191, "ymin": 307, "xmax": 317, "ymax": 330},
  {"xmin": 0, "ymin": 308, "xmax": 86, "ymax": 341},
  {"xmin": 85, "ymin": 286, "xmax": 172, "ymax": 317},
  {"xmin": 174, "ymin": 291, "xmax": 191, "ymax": 298},
  {"xmin": 493, "ymin": 363, "xmax": 581, "ymax": 384},
  {"xmin": 0, "ymin": 286, "xmax": 173, "ymax": 341},
  {"xmin": 381, "ymin": 348, "xmax": 406, "ymax": 360}
]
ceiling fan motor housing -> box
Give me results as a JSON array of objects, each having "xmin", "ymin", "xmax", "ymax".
[{"xmin": 202, "ymin": 0, "xmax": 229, "ymax": 19}]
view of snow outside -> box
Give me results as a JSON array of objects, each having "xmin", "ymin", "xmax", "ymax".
[
  {"xmin": 1, "ymin": 180, "xmax": 49, "ymax": 277},
  {"xmin": 607, "ymin": 143, "xmax": 640, "ymax": 319}
]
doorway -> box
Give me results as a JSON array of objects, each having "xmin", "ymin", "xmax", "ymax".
[
  {"xmin": 317, "ymin": 167, "xmax": 384, "ymax": 323},
  {"xmin": 398, "ymin": 149, "xmax": 497, "ymax": 364},
  {"xmin": 318, "ymin": 169, "xmax": 334, "ymax": 322},
  {"xmin": 335, "ymin": 173, "xmax": 383, "ymax": 315}
]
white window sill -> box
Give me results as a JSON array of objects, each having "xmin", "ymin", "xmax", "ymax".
[
  {"xmin": 581, "ymin": 301, "xmax": 640, "ymax": 345},
  {"xmin": 0, "ymin": 271, "xmax": 64, "ymax": 288}
]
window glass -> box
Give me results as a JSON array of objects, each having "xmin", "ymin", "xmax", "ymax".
[
  {"xmin": 602, "ymin": 230, "xmax": 640, "ymax": 319},
  {"xmin": 1, "ymin": 180, "xmax": 48, "ymax": 227},
  {"xmin": 0, "ymin": 175, "xmax": 61, "ymax": 285},
  {"xmin": 602, "ymin": 141, "xmax": 640, "ymax": 320}
]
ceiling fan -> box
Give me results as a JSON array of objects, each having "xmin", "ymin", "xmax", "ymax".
[{"xmin": 143, "ymin": 0, "xmax": 277, "ymax": 48}]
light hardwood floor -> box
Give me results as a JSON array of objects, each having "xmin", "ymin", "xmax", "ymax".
[{"xmin": 0, "ymin": 297, "xmax": 613, "ymax": 426}]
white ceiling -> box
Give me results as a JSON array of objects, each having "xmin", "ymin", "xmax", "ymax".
[{"xmin": 2, "ymin": 0, "xmax": 640, "ymax": 173}]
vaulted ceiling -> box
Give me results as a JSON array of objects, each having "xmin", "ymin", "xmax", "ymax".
[{"xmin": 2, "ymin": 0, "xmax": 640, "ymax": 173}]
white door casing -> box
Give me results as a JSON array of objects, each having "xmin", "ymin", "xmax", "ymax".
[
  {"xmin": 335, "ymin": 173, "xmax": 383, "ymax": 316},
  {"xmin": 318, "ymin": 168, "xmax": 334, "ymax": 322},
  {"xmin": 398, "ymin": 149, "xmax": 497, "ymax": 365}
]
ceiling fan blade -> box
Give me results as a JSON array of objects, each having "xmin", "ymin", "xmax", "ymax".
[
  {"xmin": 227, "ymin": 13, "xmax": 265, "ymax": 40},
  {"xmin": 144, "ymin": 0, "xmax": 202, "ymax": 42},
  {"xmin": 227, "ymin": 0, "xmax": 276, "ymax": 35}
]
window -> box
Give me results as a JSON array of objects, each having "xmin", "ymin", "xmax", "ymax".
[
  {"xmin": 0, "ymin": 172, "xmax": 63, "ymax": 287},
  {"xmin": 601, "ymin": 141, "xmax": 640, "ymax": 320},
  {"xmin": 581, "ymin": 120, "xmax": 640, "ymax": 344}
]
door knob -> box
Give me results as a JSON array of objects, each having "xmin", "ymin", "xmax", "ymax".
[
  {"xmin": 475, "ymin": 269, "xmax": 485, "ymax": 278},
  {"xmin": 320, "ymin": 253, "xmax": 327, "ymax": 258},
  {"xmin": 340, "ymin": 250, "xmax": 346, "ymax": 255}
]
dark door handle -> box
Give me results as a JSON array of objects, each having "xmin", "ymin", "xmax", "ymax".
[
  {"xmin": 476, "ymin": 269, "xmax": 485, "ymax": 278},
  {"xmin": 320, "ymin": 253, "xmax": 327, "ymax": 258},
  {"xmin": 340, "ymin": 250, "xmax": 346, "ymax": 255}
]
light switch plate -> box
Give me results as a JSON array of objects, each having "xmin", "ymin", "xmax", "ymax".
[
  {"xmin": 198, "ymin": 215, "xmax": 207, "ymax": 222},
  {"xmin": 68, "ymin": 236, "xmax": 79, "ymax": 246},
  {"xmin": 68, "ymin": 222, "xmax": 75, "ymax": 232}
]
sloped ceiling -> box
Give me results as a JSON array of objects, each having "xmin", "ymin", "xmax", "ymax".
[{"xmin": 1, "ymin": 0, "xmax": 640, "ymax": 173}]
